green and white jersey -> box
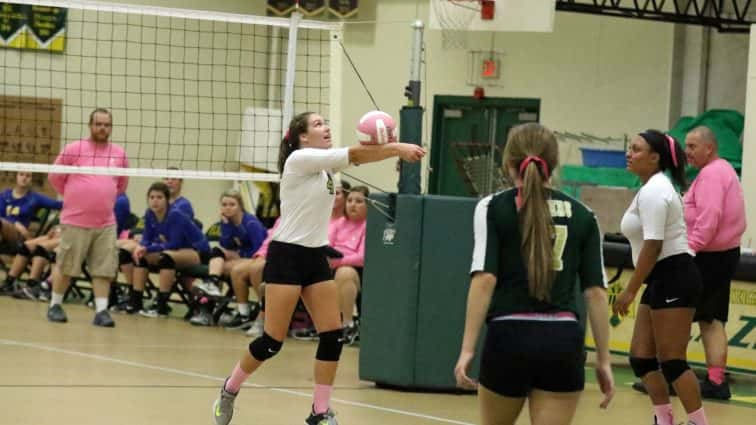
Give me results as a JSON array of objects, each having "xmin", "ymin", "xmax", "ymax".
[{"xmin": 470, "ymin": 188, "xmax": 606, "ymax": 319}]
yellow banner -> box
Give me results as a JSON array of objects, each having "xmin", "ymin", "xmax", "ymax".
[{"xmin": 586, "ymin": 267, "xmax": 756, "ymax": 374}]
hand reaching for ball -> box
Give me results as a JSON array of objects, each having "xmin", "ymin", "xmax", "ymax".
[{"xmin": 395, "ymin": 143, "xmax": 426, "ymax": 162}]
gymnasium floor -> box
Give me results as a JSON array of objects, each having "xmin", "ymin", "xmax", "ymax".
[{"xmin": 0, "ymin": 296, "xmax": 752, "ymax": 425}]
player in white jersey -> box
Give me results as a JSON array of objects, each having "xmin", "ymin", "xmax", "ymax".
[{"xmin": 212, "ymin": 111, "xmax": 425, "ymax": 425}]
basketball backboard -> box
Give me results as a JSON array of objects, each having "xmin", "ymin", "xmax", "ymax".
[{"xmin": 428, "ymin": 0, "xmax": 556, "ymax": 32}]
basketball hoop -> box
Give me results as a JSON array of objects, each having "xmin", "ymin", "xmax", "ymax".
[{"xmin": 430, "ymin": 0, "xmax": 480, "ymax": 50}]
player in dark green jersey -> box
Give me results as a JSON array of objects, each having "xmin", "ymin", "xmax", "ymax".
[{"xmin": 454, "ymin": 123, "xmax": 614, "ymax": 425}]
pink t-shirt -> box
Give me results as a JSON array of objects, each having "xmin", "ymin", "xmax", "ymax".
[
  {"xmin": 329, "ymin": 216, "xmax": 366, "ymax": 268},
  {"xmin": 253, "ymin": 218, "xmax": 280, "ymax": 258},
  {"xmin": 683, "ymin": 158, "xmax": 746, "ymax": 252},
  {"xmin": 49, "ymin": 139, "xmax": 129, "ymax": 229}
]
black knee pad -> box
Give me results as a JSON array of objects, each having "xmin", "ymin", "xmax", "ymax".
[
  {"xmin": 248, "ymin": 332, "xmax": 283, "ymax": 362},
  {"xmin": 629, "ymin": 357, "xmax": 659, "ymax": 378},
  {"xmin": 157, "ymin": 253, "xmax": 176, "ymax": 270},
  {"xmin": 660, "ymin": 359, "xmax": 690, "ymax": 384},
  {"xmin": 316, "ymin": 329, "xmax": 344, "ymax": 362},
  {"xmin": 32, "ymin": 245, "xmax": 50, "ymax": 260},
  {"xmin": 210, "ymin": 246, "xmax": 226, "ymax": 260},
  {"xmin": 17, "ymin": 243, "xmax": 31, "ymax": 257},
  {"xmin": 118, "ymin": 248, "xmax": 133, "ymax": 265},
  {"xmin": 136, "ymin": 257, "xmax": 149, "ymax": 268}
]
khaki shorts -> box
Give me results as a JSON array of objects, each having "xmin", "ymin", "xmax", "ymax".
[{"xmin": 57, "ymin": 224, "xmax": 118, "ymax": 279}]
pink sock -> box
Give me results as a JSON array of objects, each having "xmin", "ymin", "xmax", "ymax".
[
  {"xmin": 688, "ymin": 407, "xmax": 709, "ymax": 425},
  {"xmin": 224, "ymin": 362, "xmax": 250, "ymax": 394},
  {"xmin": 708, "ymin": 366, "xmax": 725, "ymax": 385},
  {"xmin": 313, "ymin": 384, "xmax": 333, "ymax": 414},
  {"xmin": 653, "ymin": 404, "xmax": 674, "ymax": 425}
]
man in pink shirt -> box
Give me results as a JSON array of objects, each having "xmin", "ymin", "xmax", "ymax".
[
  {"xmin": 683, "ymin": 126, "xmax": 745, "ymax": 399},
  {"xmin": 47, "ymin": 108, "xmax": 129, "ymax": 327}
]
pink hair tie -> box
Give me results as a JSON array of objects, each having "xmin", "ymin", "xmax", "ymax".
[
  {"xmin": 665, "ymin": 134, "xmax": 678, "ymax": 167},
  {"xmin": 519, "ymin": 155, "xmax": 550, "ymax": 179}
]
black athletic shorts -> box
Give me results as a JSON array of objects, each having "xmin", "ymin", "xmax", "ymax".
[
  {"xmin": 640, "ymin": 253, "xmax": 702, "ymax": 309},
  {"xmin": 263, "ymin": 241, "xmax": 332, "ymax": 287},
  {"xmin": 479, "ymin": 319, "xmax": 585, "ymax": 397},
  {"xmin": 693, "ymin": 248, "xmax": 739, "ymax": 323}
]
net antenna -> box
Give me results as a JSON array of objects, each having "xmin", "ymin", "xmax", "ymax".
[{"xmin": 1, "ymin": 0, "xmax": 343, "ymax": 183}]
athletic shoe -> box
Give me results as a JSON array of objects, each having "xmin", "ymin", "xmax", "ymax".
[
  {"xmin": 13, "ymin": 283, "xmax": 40, "ymax": 301},
  {"xmin": 290, "ymin": 327, "xmax": 318, "ymax": 341},
  {"xmin": 245, "ymin": 319, "xmax": 264, "ymax": 337},
  {"xmin": 222, "ymin": 311, "xmax": 253, "ymax": 330},
  {"xmin": 93, "ymin": 310, "xmax": 116, "ymax": 327},
  {"xmin": 189, "ymin": 309, "xmax": 214, "ymax": 326},
  {"xmin": 195, "ymin": 281, "xmax": 223, "ymax": 297},
  {"xmin": 139, "ymin": 304, "xmax": 171, "ymax": 318},
  {"xmin": 699, "ymin": 377, "xmax": 731, "ymax": 400},
  {"xmin": 212, "ymin": 378, "xmax": 237, "ymax": 425},
  {"xmin": 342, "ymin": 323, "xmax": 359, "ymax": 345},
  {"xmin": 305, "ymin": 408, "xmax": 338, "ymax": 425},
  {"xmin": 47, "ymin": 304, "xmax": 68, "ymax": 323},
  {"xmin": 0, "ymin": 279, "xmax": 16, "ymax": 296}
]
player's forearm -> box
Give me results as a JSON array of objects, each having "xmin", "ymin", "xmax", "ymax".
[
  {"xmin": 585, "ymin": 286, "xmax": 611, "ymax": 364},
  {"xmin": 461, "ymin": 273, "xmax": 496, "ymax": 353}
]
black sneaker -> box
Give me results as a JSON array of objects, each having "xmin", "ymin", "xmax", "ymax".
[
  {"xmin": 305, "ymin": 408, "xmax": 338, "ymax": 425},
  {"xmin": 0, "ymin": 279, "xmax": 15, "ymax": 296},
  {"xmin": 139, "ymin": 304, "xmax": 171, "ymax": 318},
  {"xmin": 13, "ymin": 283, "xmax": 40, "ymax": 301},
  {"xmin": 93, "ymin": 310, "xmax": 116, "ymax": 327},
  {"xmin": 631, "ymin": 380, "xmax": 677, "ymax": 396},
  {"xmin": 221, "ymin": 311, "xmax": 253, "ymax": 330},
  {"xmin": 47, "ymin": 304, "xmax": 68, "ymax": 323},
  {"xmin": 700, "ymin": 377, "xmax": 731, "ymax": 400}
]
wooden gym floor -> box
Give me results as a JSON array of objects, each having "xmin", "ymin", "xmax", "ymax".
[{"xmin": 0, "ymin": 297, "xmax": 752, "ymax": 425}]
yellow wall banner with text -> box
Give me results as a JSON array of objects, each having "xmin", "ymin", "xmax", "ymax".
[{"xmin": 586, "ymin": 267, "xmax": 756, "ymax": 375}]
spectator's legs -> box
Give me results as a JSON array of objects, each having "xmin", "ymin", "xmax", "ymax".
[{"xmin": 334, "ymin": 266, "xmax": 360, "ymax": 327}]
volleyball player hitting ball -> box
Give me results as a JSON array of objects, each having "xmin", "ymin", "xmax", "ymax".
[
  {"xmin": 454, "ymin": 123, "xmax": 614, "ymax": 425},
  {"xmin": 213, "ymin": 110, "xmax": 424, "ymax": 425}
]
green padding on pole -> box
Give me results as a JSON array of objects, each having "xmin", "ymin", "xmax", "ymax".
[
  {"xmin": 414, "ymin": 196, "xmax": 483, "ymax": 389},
  {"xmin": 359, "ymin": 194, "xmax": 424, "ymax": 386},
  {"xmin": 398, "ymin": 107, "xmax": 422, "ymax": 194}
]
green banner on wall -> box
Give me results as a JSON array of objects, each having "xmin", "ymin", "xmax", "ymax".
[{"xmin": 0, "ymin": 2, "xmax": 66, "ymax": 52}]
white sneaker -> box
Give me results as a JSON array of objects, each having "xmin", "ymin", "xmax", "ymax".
[
  {"xmin": 245, "ymin": 319, "xmax": 264, "ymax": 337},
  {"xmin": 195, "ymin": 281, "xmax": 222, "ymax": 297}
]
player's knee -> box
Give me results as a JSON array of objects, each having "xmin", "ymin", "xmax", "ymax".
[
  {"xmin": 32, "ymin": 245, "xmax": 51, "ymax": 260},
  {"xmin": 17, "ymin": 243, "xmax": 32, "ymax": 257},
  {"xmin": 157, "ymin": 253, "xmax": 175, "ymax": 270},
  {"xmin": 315, "ymin": 329, "xmax": 344, "ymax": 362},
  {"xmin": 248, "ymin": 332, "xmax": 283, "ymax": 361},
  {"xmin": 660, "ymin": 359, "xmax": 689, "ymax": 384},
  {"xmin": 210, "ymin": 246, "xmax": 226, "ymax": 261},
  {"xmin": 629, "ymin": 357, "xmax": 659, "ymax": 378},
  {"xmin": 118, "ymin": 248, "xmax": 133, "ymax": 265}
]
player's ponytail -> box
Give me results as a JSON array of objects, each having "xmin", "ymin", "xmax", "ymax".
[
  {"xmin": 503, "ymin": 123, "xmax": 559, "ymax": 302},
  {"xmin": 278, "ymin": 112, "xmax": 313, "ymax": 174}
]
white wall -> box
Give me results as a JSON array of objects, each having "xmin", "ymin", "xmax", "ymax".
[{"xmin": 338, "ymin": 1, "xmax": 675, "ymax": 188}]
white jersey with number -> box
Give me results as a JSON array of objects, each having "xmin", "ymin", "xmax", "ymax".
[
  {"xmin": 272, "ymin": 147, "xmax": 350, "ymax": 247},
  {"xmin": 620, "ymin": 172, "xmax": 691, "ymax": 266}
]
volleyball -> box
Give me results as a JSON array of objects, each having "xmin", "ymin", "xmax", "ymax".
[{"xmin": 356, "ymin": 110, "xmax": 397, "ymax": 145}]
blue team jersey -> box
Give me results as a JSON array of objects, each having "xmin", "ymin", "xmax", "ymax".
[
  {"xmin": 114, "ymin": 193, "xmax": 131, "ymax": 235},
  {"xmin": 140, "ymin": 209, "xmax": 209, "ymax": 253},
  {"xmin": 0, "ymin": 189, "xmax": 63, "ymax": 227},
  {"xmin": 220, "ymin": 212, "xmax": 268, "ymax": 258},
  {"xmin": 171, "ymin": 196, "xmax": 194, "ymax": 220}
]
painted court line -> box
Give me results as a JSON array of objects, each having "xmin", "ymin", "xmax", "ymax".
[{"xmin": 0, "ymin": 338, "xmax": 474, "ymax": 425}]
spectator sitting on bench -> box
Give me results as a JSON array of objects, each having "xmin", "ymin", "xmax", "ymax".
[
  {"xmin": 130, "ymin": 182, "xmax": 210, "ymax": 318},
  {"xmin": 190, "ymin": 189, "xmax": 267, "ymax": 326},
  {"xmin": 6, "ymin": 225, "xmax": 61, "ymax": 301},
  {"xmin": 330, "ymin": 185, "xmax": 368, "ymax": 344}
]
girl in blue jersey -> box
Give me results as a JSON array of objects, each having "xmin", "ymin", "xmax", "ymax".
[
  {"xmin": 0, "ymin": 172, "xmax": 62, "ymax": 247},
  {"xmin": 212, "ymin": 111, "xmax": 425, "ymax": 425},
  {"xmin": 164, "ymin": 167, "xmax": 195, "ymax": 220},
  {"xmin": 190, "ymin": 189, "xmax": 267, "ymax": 326},
  {"xmin": 131, "ymin": 182, "xmax": 210, "ymax": 317}
]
